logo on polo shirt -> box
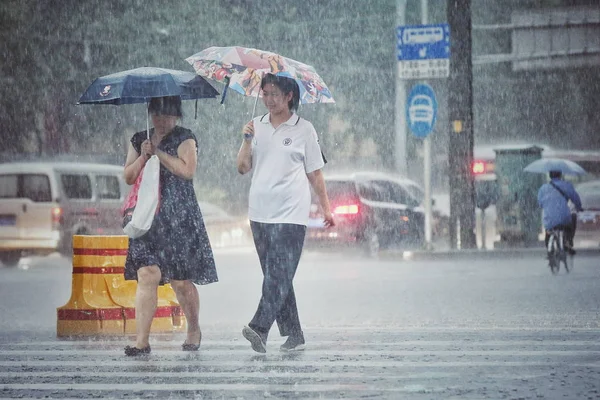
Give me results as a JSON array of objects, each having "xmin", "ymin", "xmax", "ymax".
[{"xmin": 283, "ymin": 138, "xmax": 292, "ymax": 146}]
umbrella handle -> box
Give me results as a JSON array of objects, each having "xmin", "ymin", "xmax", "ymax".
[{"xmin": 220, "ymin": 76, "xmax": 230, "ymax": 105}]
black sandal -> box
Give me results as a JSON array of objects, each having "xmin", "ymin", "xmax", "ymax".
[
  {"xmin": 124, "ymin": 345, "xmax": 151, "ymax": 356},
  {"xmin": 182, "ymin": 330, "xmax": 201, "ymax": 351},
  {"xmin": 181, "ymin": 342, "xmax": 200, "ymax": 351}
]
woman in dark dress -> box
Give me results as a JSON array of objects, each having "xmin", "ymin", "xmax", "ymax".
[{"xmin": 123, "ymin": 96, "xmax": 218, "ymax": 356}]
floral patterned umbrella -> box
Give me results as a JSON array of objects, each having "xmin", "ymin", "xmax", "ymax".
[{"xmin": 185, "ymin": 46, "xmax": 335, "ymax": 106}]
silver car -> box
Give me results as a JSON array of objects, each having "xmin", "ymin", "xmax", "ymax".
[{"xmin": 0, "ymin": 161, "xmax": 129, "ymax": 266}]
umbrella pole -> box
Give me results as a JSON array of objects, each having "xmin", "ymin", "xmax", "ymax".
[
  {"xmin": 251, "ymin": 70, "xmax": 264, "ymax": 119},
  {"xmin": 251, "ymin": 94, "xmax": 260, "ymax": 119},
  {"xmin": 220, "ymin": 76, "xmax": 230, "ymax": 105},
  {"xmin": 146, "ymin": 102, "xmax": 150, "ymax": 140}
]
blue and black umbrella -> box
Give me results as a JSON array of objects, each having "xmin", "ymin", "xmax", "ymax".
[{"xmin": 78, "ymin": 67, "xmax": 219, "ymax": 137}]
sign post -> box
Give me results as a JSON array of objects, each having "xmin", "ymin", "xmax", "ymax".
[
  {"xmin": 395, "ymin": 0, "xmax": 408, "ymax": 177},
  {"xmin": 397, "ymin": 1, "xmax": 447, "ymax": 250},
  {"xmin": 406, "ymin": 83, "xmax": 437, "ymax": 248}
]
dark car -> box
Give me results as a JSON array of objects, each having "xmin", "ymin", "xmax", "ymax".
[{"xmin": 306, "ymin": 173, "xmax": 425, "ymax": 256}]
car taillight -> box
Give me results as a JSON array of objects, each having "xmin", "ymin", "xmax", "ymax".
[
  {"xmin": 333, "ymin": 204, "xmax": 359, "ymax": 215},
  {"xmin": 83, "ymin": 207, "xmax": 99, "ymax": 216},
  {"xmin": 51, "ymin": 207, "xmax": 62, "ymax": 228}
]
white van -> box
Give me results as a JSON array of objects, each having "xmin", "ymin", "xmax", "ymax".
[{"xmin": 0, "ymin": 162, "xmax": 129, "ymax": 266}]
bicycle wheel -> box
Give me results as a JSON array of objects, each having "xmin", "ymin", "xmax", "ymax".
[
  {"xmin": 548, "ymin": 235, "xmax": 560, "ymax": 275},
  {"xmin": 558, "ymin": 231, "xmax": 570, "ymax": 273}
]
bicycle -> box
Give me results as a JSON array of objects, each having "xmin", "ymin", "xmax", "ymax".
[{"xmin": 546, "ymin": 227, "xmax": 572, "ymax": 275}]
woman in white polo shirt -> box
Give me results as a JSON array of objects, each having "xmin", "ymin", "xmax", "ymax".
[{"xmin": 236, "ymin": 73, "xmax": 335, "ymax": 353}]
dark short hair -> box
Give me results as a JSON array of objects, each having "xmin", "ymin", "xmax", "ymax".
[
  {"xmin": 260, "ymin": 73, "xmax": 300, "ymax": 111},
  {"xmin": 549, "ymin": 170, "xmax": 562, "ymax": 179},
  {"xmin": 148, "ymin": 96, "xmax": 182, "ymax": 117}
]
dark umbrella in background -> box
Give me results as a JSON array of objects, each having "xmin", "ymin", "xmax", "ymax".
[{"xmin": 78, "ymin": 67, "xmax": 219, "ymax": 138}]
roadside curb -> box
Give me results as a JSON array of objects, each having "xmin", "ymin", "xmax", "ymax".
[{"xmin": 379, "ymin": 247, "xmax": 600, "ymax": 262}]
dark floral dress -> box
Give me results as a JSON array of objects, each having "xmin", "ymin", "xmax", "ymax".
[{"xmin": 124, "ymin": 126, "xmax": 218, "ymax": 285}]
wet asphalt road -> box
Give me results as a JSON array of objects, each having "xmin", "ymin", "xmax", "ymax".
[{"xmin": 0, "ymin": 248, "xmax": 599, "ymax": 399}]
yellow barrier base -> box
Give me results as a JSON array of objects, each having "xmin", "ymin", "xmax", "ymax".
[
  {"xmin": 57, "ymin": 308, "xmax": 125, "ymax": 336},
  {"xmin": 123, "ymin": 306, "xmax": 187, "ymax": 334}
]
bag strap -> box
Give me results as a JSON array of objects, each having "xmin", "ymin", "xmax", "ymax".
[{"xmin": 550, "ymin": 181, "xmax": 570, "ymax": 202}]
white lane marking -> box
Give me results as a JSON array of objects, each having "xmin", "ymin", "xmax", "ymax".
[
  {"xmin": 0, "ymin": 349, "xmax": 597, "ymax": 357},
  {"xmin": 0, "ymin": 360, "xmax": 596, "ymax": 368},
  {"xmin": 3, "ymin": 339, "xmax": 599, "ymax": 348},
  {"xmin": 306, "ymin": 326, "xmax": 600, "ymax": 332},
  {"xmin": 0, "ymin": 383, "xmax": 454, "ymax": 393},
  {"xmin": 0, "ymin": 371, "xmax": 459, "ymax": 379}
]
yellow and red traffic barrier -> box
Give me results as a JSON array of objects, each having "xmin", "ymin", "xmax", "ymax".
[
  {"xmin": 57, "ymin": 235, "xmax": 128, "ymax": 336},
  {"xmin": 57, "ymin": 235, "xmax": 186, "ymax": 337},
  {"xmin": 105, "ymin": 276, "xmax": 186, "ymax": 334}
]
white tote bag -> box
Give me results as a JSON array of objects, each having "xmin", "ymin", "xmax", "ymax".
[{"xmin": 123, "ymin": 155, "xmax": 160, "ymax": 239}]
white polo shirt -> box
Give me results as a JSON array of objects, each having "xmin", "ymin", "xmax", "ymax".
[{"xmin": 248, "ymin": 112, "xmax": 325, "ymax": 226}]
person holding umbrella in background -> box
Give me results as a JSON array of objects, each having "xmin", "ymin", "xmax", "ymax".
[
  {"xmin": 123, "ymin": 96, "xmax": 218, "ymax": 356},
  {"xmin": 525, "ymin": 157, "xmax": 586, "ymax": 258},
  {"xmin": 236, "ymin": 73, "xmax": 334, "ymax": 353},
  {"xmin": 537, "ymin": 170, "xmax": 583, "ymax": 257}
]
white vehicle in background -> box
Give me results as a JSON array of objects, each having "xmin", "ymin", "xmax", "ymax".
[{"xmin": 0, "ymin": 162, "xmax": 129, "ymax": 267}]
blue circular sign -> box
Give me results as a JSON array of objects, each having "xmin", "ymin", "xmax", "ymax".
[{"xmin": 406, "ymin": 84, "xmax": 437, "ymax": 138}]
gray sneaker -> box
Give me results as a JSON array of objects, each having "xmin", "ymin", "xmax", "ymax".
[
  {"xmin": 242, "ymin": 326, "xmax": 267, "ymax": 353},
  {"xmin": 280, "ymin": 335, "xmax": 305, "ymax": 352}
]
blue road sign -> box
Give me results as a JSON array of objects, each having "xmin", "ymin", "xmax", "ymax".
[
  {"xmin": 406, "ymin": 84, "xmax": 437, "ymax": 138},
  {"xmin": 397, "ymin": 24, "xmax": 450, "ymax": 61}
]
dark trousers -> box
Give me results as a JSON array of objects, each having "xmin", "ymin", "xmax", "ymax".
[
  {"xmin": 249, "ymin": 222, "xmax": 306, "ymax": 339},
  {"xmin": 544, "ymin": 215, "xmax": 577, "ymax": 249}
]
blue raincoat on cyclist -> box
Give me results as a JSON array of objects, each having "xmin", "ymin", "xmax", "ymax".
[{"xmin": 537, "ymin": 178, "xmax": 583, "ymax": 230}]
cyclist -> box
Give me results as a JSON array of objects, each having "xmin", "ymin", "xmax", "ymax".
[{"xmin": 537, "ymin": 170, "xmax": 583, "ymax": 256}]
